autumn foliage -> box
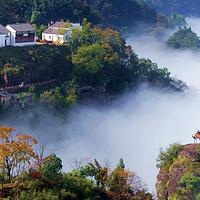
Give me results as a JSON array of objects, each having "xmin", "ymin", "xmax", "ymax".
[
  {"xmin": 0, "ymin": 126, "xmax": 38, "ymax": 181},
  {"xmin": 0, "ymin": 128, "xmax": 153, "ymax": 199}
]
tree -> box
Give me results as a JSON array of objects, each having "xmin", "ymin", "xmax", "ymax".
[
  {"xmin": 62, "ymin": 170, "xmax": 103, "ymax": 199},
  {"xmin": 107, "ymin": 158, "xmax": 152, "ymax": 199},
  {"xmin": 41, "ymin": 153, "xmax": 63, "ymax": 182},
  {"xmin": 80, "ymin": 159, "xmax": 109, "ymax": 190},
  {"xmin": 156, "ymin": 143, "xmax": 183, "ymax": 169},
  {"xmin": 67, "ymin": 27, "xmax": 84, "ymax": 54},
  {"xmin": 169, "ymin": 12, "xmax": 186, "ymax": 27},
  {"xmin": 0, "ymin": 63, "xmax": 23, "ymax": 85},
  {"xmin": 178, "ymin": 173, "xmax": 200, "ymax": 198},
  {"xmin": 72, "ymin": 43, "xmax": 105, "ymax": 74},
  {"xmin": 166, "ymin": 27, "xmax": 200, "ymax": 49},
  {"xmin": 80, "ymin": 158, "xmax": 152, "ymax": 199},
  {"xmin": 0, "ymin": 127, "xmax": 38, "ymax": 182},
  {"xmin": 34, "ymin": 24, "xmax": 48, "ymax": 39}
]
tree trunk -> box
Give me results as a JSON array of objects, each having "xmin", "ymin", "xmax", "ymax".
[
  {"xmin": 3, "ymin": 73, "xmax": 8, "ymax": 85},
  {"xmin": 5, "ymin": 159, "xmax": 11, "ymax": 182}
]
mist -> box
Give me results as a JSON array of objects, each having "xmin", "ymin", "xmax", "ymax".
[
  {"xmin": 57, "ymin": 86, "xmax": 200, "ymax": 193},
  {"xmin": 58, "ymin": 16, "xmax": 200, "ymax": 192},
  {"xmin": 126, "ymin": 17, "xmax": 200, "ymax": 90},
  {"xmin": 2, "ymin": 17, "xmax": 200, "ymax": 194}
]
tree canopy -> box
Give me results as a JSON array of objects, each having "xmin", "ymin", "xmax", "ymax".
[
  {"xmin": 156, "ymin": 143, "xmax": 183, "ymax": 169},
  {"xmin": 166, "ymin": 27, "xmax": 200, "ymax": 49},
  {"xmin": 0, "ymin": 127, "xmax": 38, "ymax": 182},
  {"xmin": 0, "ymin": 0, "xmax": 157, "ymax": 32},
  {"xmin": 0, "ymin": 127, "xmax": 153, "ymax": 199},
  {"xmin": 143, "ymin": 0, "xmax": 200, "ymax": 16}
]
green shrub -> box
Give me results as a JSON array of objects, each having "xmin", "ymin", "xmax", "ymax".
[
  {"xmin": 166, "ymin": 27, "xmax": 200, "ymax": 49},
  {"xmin": 156, "ymin": 143, "xmax": 183, "ymax": 169}
]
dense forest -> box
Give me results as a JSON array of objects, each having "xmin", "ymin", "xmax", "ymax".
[
  {"xmin": 142, "ymin": 0, "xmax": 200, "ymax": 16},
  {"xmin": 0, "ymin": 0, "xmax": 157, "ymax": 32}
]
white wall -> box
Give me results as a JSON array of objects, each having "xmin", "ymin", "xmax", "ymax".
[
  {"xmin": 6, "ymin": 25, "xmax": 35, "ymax": 46},
  {"xmin": 6, "ymin": 25, "xmax": 15, "ymax": 46},
  {"xmin": 0, "ymin": 35, "xmax": 5, "ymax": 47},
  {"xmin": 0, "ymin": 33, "xmax": 10, "ymax": 47},
  {"xmin": 42, "ymin": 23, "xmax": 82, "ymax": 44},
  {"xmin": 42, "ymin": 33, "xmax": 65, "ymax": 43}
]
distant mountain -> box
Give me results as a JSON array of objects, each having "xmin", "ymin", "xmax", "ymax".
[
  {"xmin": 87, "ymin": 0, "xmax": 157, "ymax": 31},
  {"xmin": 141, "ymin": 0, "xmax": 200, "ymax": 16}
]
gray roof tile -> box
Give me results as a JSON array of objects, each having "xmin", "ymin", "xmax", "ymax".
[
  {"xmin": 51, "ymin": 22, "xmax": 65, "ymax": 28},
  {"xmin": 43, "ymin": 28, "xmax": 59, "ymax": 34},
  {"xmin": 0, "ymin": 24, "xmax": 9, "ymax": 34},
  {"xmin": 43, "ymin": 27, "xmax": 69, "ymax": 35},
  {"xmin": 7, "ymin": 23, "xmax": 35, "ymax": 31}
]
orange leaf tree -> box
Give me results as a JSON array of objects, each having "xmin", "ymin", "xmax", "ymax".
[
  {"xmin": 0, "ymin": 127, "xmax": 38, "ymax": 182},
  {"xmin": 107, "ymin": 158, "xmax": 153, "ymax": 199}
]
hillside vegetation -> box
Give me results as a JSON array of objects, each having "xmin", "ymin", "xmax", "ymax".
[
  {"xmin": 156, "ymin": 143, "xmax": 200, "ymax": 199},
  {"xmin": 0, "ymin": 20, "xmax": 186, "ymax": 121},
  {"xmin": 0, "ymin": 127, "xmax": 153, "ymax": 200},
  {"xmin": 143, "ymin": 0, "xmax": 200, "ymax": 16},
  {"xmin": 0, "ymin": 0, "xmax": 157, "ymax": 32},
  {"xmin": 166, "ymin": 27, "xmax": 200, "ymax": 49}
]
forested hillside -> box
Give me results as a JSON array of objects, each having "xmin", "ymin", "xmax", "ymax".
[
  {"xmin": 0, "ymin": 20, "xmax": 186, "ymax": 122},
  {"xmin": 86, "ymin": 0, "xmax": 157, "ymax": 31},
  {"xmin": 0, "ymin": 0, "xmax": 99, "ymax": 26},
  {"xmin": 0, "ymin": 0, "xmax": 194, "ymax": 198},
  {"xmin": 0, "ymin": 0, "xmax": 157, "ymax": 32},
  {"xmin": 143, "ymin": 0, "xmax": 200, "ymax": 16},
  {"xmin": 166, "ymin": 27, "xmax": 200, "ymax": 49}
]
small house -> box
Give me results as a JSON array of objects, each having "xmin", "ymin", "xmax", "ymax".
[
  {"xmin": 0, "ymin": 24, "xmax": 10, "ymax": 47},
  {"xmin": 42, "ymin": 22, "xmax": 82, "ymax": 44},
  {"xmin": 6, "ymin": 23, "xmax": 36, "ymax": 46}
]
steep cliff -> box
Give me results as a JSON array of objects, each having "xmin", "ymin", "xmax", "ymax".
[{"xmin": 156, "ymin": 143, "xmax": 200, "ymax": 200}]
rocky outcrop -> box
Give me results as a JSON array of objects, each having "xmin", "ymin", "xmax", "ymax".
[{"xmin": 156, "ymin": 144, "xmax": 200, "ymax": 200}]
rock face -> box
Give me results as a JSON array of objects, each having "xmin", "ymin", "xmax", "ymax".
[{"xmin": 156, "ymin": 144, "xmax": 200, "ymax": 200}]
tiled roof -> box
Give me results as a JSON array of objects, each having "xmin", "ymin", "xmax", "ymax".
[
  {"xmin": 43, "ymin": 28, "xmax": 59, "ymax": 34},
  {"xmin": 7, "ymin": 23, "xmax": 35, "ymax": 31},
  {"xmin": 43, "ymin": 22, "xmax": 80, "ymax": 35},
  {"xmin": 43, "ymin": 27, "xmax": 68, "ymax": 35},
  {"xmin": 51, "ymin": 22, "xmax": 66, "ymax": 28},
  {"xmin": 0, "ymin": 24, "xmax": 9, "ymax": 34}
]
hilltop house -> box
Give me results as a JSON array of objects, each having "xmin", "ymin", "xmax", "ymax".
[
  {"xmin": 0, "ymin": 24, "xmax": 10, "ymax": 47},
  {"xmin": 6, "ymin": 23, "xmax": 36, "ymax": 46},
  {"xmin": 42, "ymin": 22, "xmax": 82, "ymax": 43}
]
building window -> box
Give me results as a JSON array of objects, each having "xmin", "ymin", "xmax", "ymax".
[{"xmin": 15, "ymin": 36, "xmax": 34, "ymax": 43}]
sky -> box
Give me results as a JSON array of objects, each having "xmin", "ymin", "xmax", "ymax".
[{"xmin": 2, "ymin": 17, "xmax": 200, "ymax": 195}]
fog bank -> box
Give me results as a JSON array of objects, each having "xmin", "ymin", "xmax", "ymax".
[
  {"xmin": 56, "ymin": 85, "xmax": 200, "ymax": 193},
  {"xmin": 2, "ymin": 17, "xmax": 200, "ymax": 194}
]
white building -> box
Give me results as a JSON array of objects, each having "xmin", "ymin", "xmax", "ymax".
[
  {"xmin": 0, "ymin": 24, "xmax": 10, "ymax": 47},
  {"xmin": 42, "ymin": 22, "xmax": 82, "ymax": 44},
  {"xmin": 6, "ymin": 23, "xmax": 36, "ymax": 46}
]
